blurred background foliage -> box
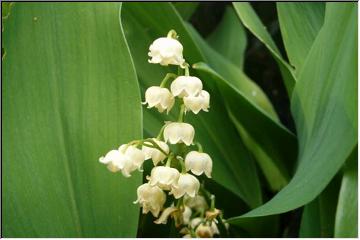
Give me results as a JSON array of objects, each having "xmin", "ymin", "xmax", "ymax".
[{"xmin": 2, "ymin": 2, "xmax": 357, "ymax": 238}]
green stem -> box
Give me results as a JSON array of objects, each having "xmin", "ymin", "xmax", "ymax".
[
  {"xmin": 143, "ymin": 139, "xmax": 168, "ymax": 156},
  {"xmin": 160, "ymin": 73, "xmax": 177, "ymax": 88},
  {"xmin": 177, "ymin": 156, "xmax": 187, "ymax": 173},
  {"xmin": 195, "ymin": 142, "xmax": 203, "ymax": 152},
  {"xmin": 156, "ymin": 124, "xmax": 167, "ymax": 140},
  {"xmin": 166, "ymin": 154, "xmax": 173, "ymax": 167},
  {"xmin": 177, "ymin": 104, "xmax": 185, "ymax": 122},
  {"xmin": 210, "ymin": 194, "xmax": 215, "ymax": 211},
  {"xmin": 185, "ymin": 64, "xmax": 190, "ymax": 76}
]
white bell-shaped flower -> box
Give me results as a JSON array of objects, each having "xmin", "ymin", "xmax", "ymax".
[
  {"xmin": 184, "ymin": 90, "xmax": 210, "ymax": 114},
  {"xmin": 182, "ymin": 206, "xmax": 192, "ymax": 225},
  {"xmin": 143, "ymin": 86, "xmax": 175, "ymax": 113},
  {"xmin": 185, "ymin": 151, "xmax": 212, "ymax": 178},
  {"xmin": 163, "ymin": 122, "xmax": 195, "ymax": 146},
  {"xmin": 134, "ymin": 183, "xmax": 166, "ymax": 217},
  {"xmin": 170, "ymin": 76, "xmax": 203, "ymax": 98},
  {"xmin": 99, "ymin": 149, "xmax": 124, "ymax": 172},
  {"xmin": 148, "ymin": 37, "xmax": 185, "ymax": 66},
  {"xmin": 170, "ymin": 173, "xmax": 200, "ymax": 199},
  {"xmin": 99, "ymin": 144, "xmax": 145, "ymax": 177},
  {"xmin": 148, "ymin": 166, "xmax": 180, "ymax": 190},
  {"xmin": 191, "ymin": 218, "xmax": 219, "ymax": 238},
  {"xmin": 184, "ymin": 195, "xmax": 208, "ymax": 212},
  {"xmin": 142, "ymin": 138, "xmax": 169, "ymax": 166}
]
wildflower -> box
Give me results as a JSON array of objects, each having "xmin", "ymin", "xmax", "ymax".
[
  {"xmin": 148, "ymin": 37, "xmax": 185, "ymax": 66},
  {"xmin": 184, "ymin": 195, "xmax": 208, "ymax": 212},
  {"xmin": 185, "ymin": 151, "xmax": 212, "ymax": 178},
  {"xmin": 170, "ymin": 173, "xmax": 200, "ymax": 199},
  {"xmin": 191, "ymin": 218, "xmax": 219, "ymax": 238},
  {"xmin": 142, "ymin": 138, "xmax": 169, "ymax": 166},
  {"xmin": 170, "ymin": 76, "xmax": 203, "ymax": 98},
  {"xmin": 143, "ymin": 86, "xmax": 175, "ymax": 113},
  {"xmin": 184, "ymin": 90, "xmax": 210, "ymax": 114},
  {"xmin": 182, "ymin": 206, "xmax": 192, "ymax": 225},
  {"xmin": 163, "ymin": 122, "xmax": 195, "ymax": 146},
  {"xmin": 154, "ymin": 206, "xmax": 178, "ymax": 224},
  {"xmin": 148, "ymin": 166, "xmax": 180, "ymax": 190},
  {"xmin": 134, "ymin": 183, "xmax": 166, "ymax": 217},
  {"xmin": 99, "ymin": 144, "xmax": 145, "ymax": 177}
]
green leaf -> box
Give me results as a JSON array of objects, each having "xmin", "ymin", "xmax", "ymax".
[
  {"xmin": 235, "ymin": 3, "xmax": 358, "ymax": 218},
  {"xmin": 335, "ymin": 148, "xmax": 358, "ymax": 237},
  {"xmin": 121, "ymin": 2, "xmax": 262, "ymax": 208},
  {"xmin": 228, "ymin": 215, "xmax": 280, "ymax": 237},
  {"xmin": 193, "ymin": 63, "xmax": 297, "ymax": 186},
  {"xmin": 232, "ymin": 2, "xmax": 296, "ymax": 95},
  {"xmin": 207, "ymin": 6, "xmax": 247, "ymax": 69},
  {"xmin": 299, "ymin": 174, "xmax": 341, "ymax": 237},
  {"xmin": 3, "ymin": 3, "xmax": 142, "ymax": 237},
  {"xmin": 277, "ymin": 3, "xmax": 325, "ymax": 72},
  {"xmin": 187, "ymin": 25, "xmax": 291, "ymax": 191},
  {"xmin": 173, "ymin": 2, "xmax": 199, "ymax": 21}
]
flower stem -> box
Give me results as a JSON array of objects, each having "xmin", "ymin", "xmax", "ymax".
[
  {"xmin": 178, "ymin": 104, "xmax": 185, "ymax": 122},
  {"xmin": 160, "ymin": 73, "xmax": 177, "ymax": 88},
  {"xmin": 143, "ymin": 139, "xmax": 168, "ymax": 156},
  {"xmin": 185, "ymin": 64, "xmax": 190, "ymax": 76},
  {"xmin": 195, "ymin": 142, "xmax": 203, "ymax": 152},
  {"xmin": 166, "ymin": 154, "xmax": 173, "ymax": 167},
  {"xmin": 156, "ymin": 124, "xmax": 167, "ymax": 140},
  {"xmin": 176, "ymin": 156, "xmax": 187, "ymax": 173}
]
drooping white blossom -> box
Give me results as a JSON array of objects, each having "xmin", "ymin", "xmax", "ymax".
[
  {"xmin": 170, "ymin": 76, "xmax": 203, "ymax": 98},
  {"xmin": 154, "ymin": 206, "xmax": 178, "ymax": 224},
  {"xmin": 163, "ymin": 122, "xmax": 195, "ymax": 146},
  {"xmin": 143, "ymin": 86, "xmax": 175, "ymax": 113},
  {"xmin": 184, "ymin": 195, "xmax": 208, "ymax": 212},
  {"xmin": 184, "ymin": 90, "xmax": 210, "ymax": 114},
  {"xmin": 185, "ymin": 151, "xmax": 212, "ymax": 178},
  {"xmin": 191, "ymin": 218, "xmax": 219, "ymax": 238},
  {"xmin": 99, "ymin": 144, "xmax": 145, "ymax": 177},
  {"xmin": 148, "ymin": 166, "xmax": 180, "ymax": 190},
  {"xmin": 182, "ymin": 206, "xmax": 192, "ymax": 225},
  {"xmin": 170, "ymin": 173, "xmax": 200, "ymax": 199},
  {"xmin": 142, "ymin": 138, "xmax": 169, "ymax": 166},
  {"xmin": 134, "ymin": 183, "xmax": 166, "ymax": 217},
  {"xmin": 148, "ymin": 37, "xmax": 185, "ymax": 67}
]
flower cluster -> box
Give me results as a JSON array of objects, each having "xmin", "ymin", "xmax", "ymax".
[{"xmin": 99, "ymin": 30, "xmax": 227, "ymax": 238}]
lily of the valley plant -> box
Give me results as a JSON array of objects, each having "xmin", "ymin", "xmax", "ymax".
[{"xmin": 100, "ymin": 30, "xmax": 227, "ymax": 238}]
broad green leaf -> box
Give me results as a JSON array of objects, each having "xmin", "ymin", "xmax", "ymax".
[
  {"xmin": 207, "ymin": 6, "xmax": 247, "ymax": 69},
  {"xmin": 173, "ymin": 2, "xmax": 199, "ymax": 21},
  {"xmin": 232, "ymin": 2, "xmax": 296, "ymax": 95},
  {"xmin": 299, "ymin": 175, "xmax": 341, "ymax": 237},
  {"xmin": 228, "ymin": 215, "xmax": 279, "ymax": 237},
  {"xmin": 121, "ymin": 2, "xmax": 262, "ymax": 208},
  {"xmin": 335, "ymin": 148, "xmax": 358, "ymax": 237},
  {"xmin": 193, "ymin": 63, "xmax": 297, "ymax": 184},
  {"xmin": 236, "ymin": 3, "xmax": 358, "ymax": 218},
  {"xmin": 187, "ymin": 25, "xmax": 291, "ymax": 191},
  {"xmin": 277, "ymin": 3, "xmax": 325, "ymax": 72},
  {"xmin": 3, "ymin": 3, "xmax": 141, "ymax": 237}
]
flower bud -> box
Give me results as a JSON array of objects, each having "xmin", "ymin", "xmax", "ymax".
[
  {"xmin": 148, "ymin": 166, "xmax": 180, "ymax": 190},
  {"xmin": 170, "ymin": 76, "xmax": 203, "ymax": 98},
  {"xmin": 143, "ymin": 86, "xmax": 175, "ymax": 113},
  {"xmin": 142, "ymin": 138, "xmax": 169, "ymax": 166},
  {"xmin": 148, "ymin": 37, "xmax": 185, "ymax": 66},
  {"xmin": 170, "ymin": 173, "xmax": 200, "ymax": 199},
  {"xmin": 134, "ymin": 183, "xmax": 166, "ymax": 217},
  {"xmin": 184, "ymin": 90, "xmax": 210, "ymax": 114},
  {"xmin": 185, "ymin": 151, "xmax": 212, "ymax": 178},
  {"xmin": 163, "ymin": 122, "xmax": 195, "ymax": 146}
]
